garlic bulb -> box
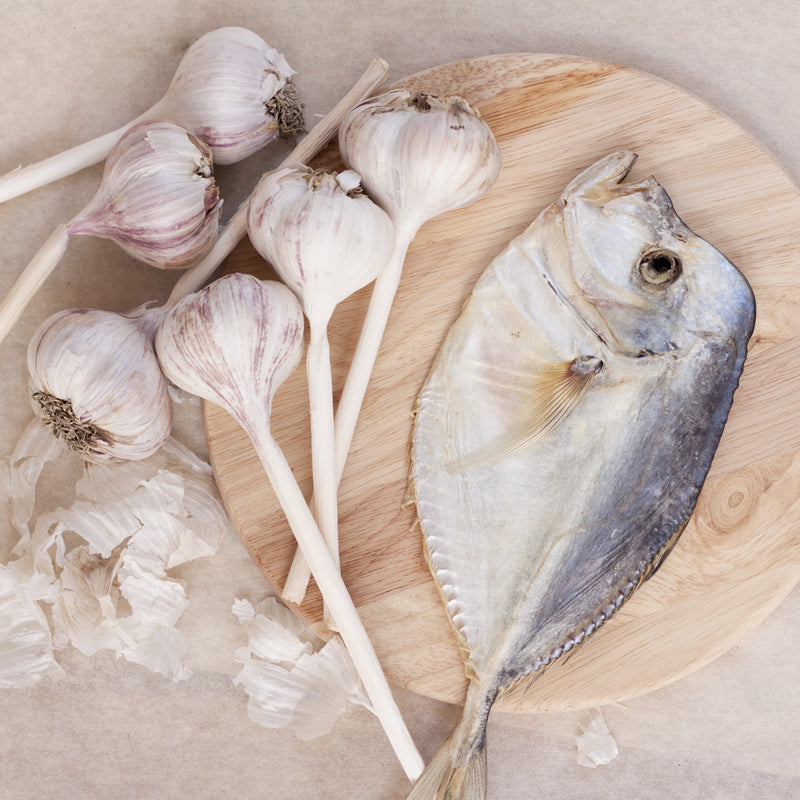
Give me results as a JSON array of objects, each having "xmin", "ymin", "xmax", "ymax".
[
  {"xmin": 247, "ymin": 165, "xmax": 394, "ymax": 610},
  {"xmin": 155, "ymin": 273, "xmax": 423, "ymax": 781},
  {"xmin": 148, "ymin": 26, "xmax": 303, "ymax": 165},
  {"xmin": 247, "ymin": 166, "xmax": 394, "ymax": 325},
  {"xmin": 0, "ymin": 26, "xmax": 301, "ymax": 203},
  {"xmin": 284, "ymin": 88, "xmax": 503, "ymax": 601},
  {"xmin": 156, "ymin": 274, "xmax": 303, "ymax": 425},
  {"xmin": 332, "ymin": 89, "xmax": 501, "ymax": 464},
  {"xmin": 338, "ymin": 89, "xmax": 502, "ymax": 231},
  {"xmin": 27, "ymin": 304, "xmax": 171, "ymax": 465},
  {"xmin": 0, "ymin": 120, "xmax": 221, "ymax": 347},
  {"xmin": 69, "ymin": 120, "xmax": 222, "ymax": 269}
]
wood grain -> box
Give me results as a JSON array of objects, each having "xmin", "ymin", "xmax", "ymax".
[{"xmin": 203, "ymin": 54, "xmax": 800, "ymax": 712}]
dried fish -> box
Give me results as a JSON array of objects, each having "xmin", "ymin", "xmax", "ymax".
[{"xmin": 408, "ymin": 151, "xmax": 755, "ymax": 798}]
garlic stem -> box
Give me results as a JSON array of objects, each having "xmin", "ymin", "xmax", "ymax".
[
  {"xmin": 0, "ymin": 224, "xmax": 69, "ymax": 344},
  {"xmin": 0, "ymin": 126, "xmax": 131, "ymax": 205},
  {"xmin": 306, "ymin": 321, "xmax": 339, "ymax": 629},
  {"xmin": 332, "ymin": 226, "xmax": 416, "ymax": 480},
  {"xmin": 163, "ymin": 58, "xmax": 390, "ymax": 309},
  {"xmin": 282, "ymin": 225, "xmax": 415, "ymax": 601},
  {"xmin": 228, "ymin": 390, "xmax": 423, "ymax": 781}
]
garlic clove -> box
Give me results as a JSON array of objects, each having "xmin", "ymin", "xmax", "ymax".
[
  {"xmin": 155, "ymin": 273, "xmax": 304, "ymax": 422},
  {"xmin": 68, "ymin": 120, "xmax": 222, "ymax": 270},
  {"xmin": 27, "ymin": 304, "xmax": 172, "ymax": 465},
  {"xmin": 152, "ymin": 26, "xmax": 304, "ymax": 165},
  {"xmin": 338, "ymin": 89, "xmax": 502, "ymax": 233},
  {"xmin": 247, "ymin": 164, "xmax": 395, "ymax": 326}
]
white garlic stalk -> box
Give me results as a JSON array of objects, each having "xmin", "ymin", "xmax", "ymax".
[
  {"xmin": 0, "ymin": 26, "xmax": 301, "ymax": 203},
  {"xmin": 27, "ymin": 303, "xmax": 171, "ymax": 465},
  {"xmin": 247, "ymin": 166, "xmax": 394, "ymax": 614},
  {"xmin": 0, "ymin": 120, "xmax": 221, "ymax": 347},
  {"xmin": 155, "ymin": 273, "xmax": 423, "ymax": 782},
  {"xmin": 285, "ymin": 89, "xmax": 502, "ymax": 600}
]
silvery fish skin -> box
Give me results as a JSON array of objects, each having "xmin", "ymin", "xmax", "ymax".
[{"xmin": 407, "ymin": 150, "xmax": 755, "ymax": 800}]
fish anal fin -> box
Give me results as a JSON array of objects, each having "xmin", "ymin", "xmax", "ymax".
[{"xmin": 447, "ymin": 355, "xmax": 602, "ymax": 474}]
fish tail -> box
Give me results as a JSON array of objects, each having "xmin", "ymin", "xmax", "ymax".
[
  {"xmin": 404, "ymin": 733, "xmax": 487, "ymax": 800},
  {"xmin": 405, "ymin": 683, "xmax": 492, "ymax": 800}
]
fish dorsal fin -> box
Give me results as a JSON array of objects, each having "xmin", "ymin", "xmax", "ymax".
[{"xmin": 446, "ymin": 355, "xmax": 603, "ymax": 473}]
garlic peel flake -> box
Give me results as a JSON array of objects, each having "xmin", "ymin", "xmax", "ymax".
[
  {"xmin": 575, "ymin": 707, "xmax": 619, "ymax": 768},
  {"xmin": 0, "ymin": 564, "xmax": 64, "ymax": 688},
  {"xmin": 1, "ymin": 417, "xmax": 229, "ymax": 685},
  {"xmin": 233, "ymin": 597, "xmax": 372, "ymax": 739}
]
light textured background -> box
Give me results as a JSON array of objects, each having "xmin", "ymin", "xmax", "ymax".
[{"xmin": 1, "ymin": 2, "xmax": 799, "ymax": 798}]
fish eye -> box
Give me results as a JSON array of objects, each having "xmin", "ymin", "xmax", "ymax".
[{"xmin": 637, "ymin": 249, "xmax": 682, "ymax": 286}]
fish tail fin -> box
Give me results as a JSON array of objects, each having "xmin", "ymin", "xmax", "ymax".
[{"xmin": 405, "ymin": 732, "xmax": 487, "ymax": 800}]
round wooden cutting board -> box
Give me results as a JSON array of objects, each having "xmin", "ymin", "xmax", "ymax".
[{"xmin": 204, "ymin": 54, "xmax": 800, "ymax": 712}]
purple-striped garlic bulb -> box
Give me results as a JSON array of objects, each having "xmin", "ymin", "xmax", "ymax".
[
  {"xmin": 0, "ymin": 120, "xmax": 222, "ymax": 348},
  {"xmin": 27, "ymin": 304, "xmax": 171, "ymax": 464}
]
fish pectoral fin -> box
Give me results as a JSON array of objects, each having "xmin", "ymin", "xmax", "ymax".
[{"xmin": 446, "ymin": 355, "xmax": 603, "ymax": 473}]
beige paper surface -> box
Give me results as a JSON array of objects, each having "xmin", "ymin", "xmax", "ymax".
[{"xmin": 1, "ymin": 2, "xmax": 798, "ymax": 797}]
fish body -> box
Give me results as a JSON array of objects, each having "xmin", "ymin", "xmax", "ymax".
[{"xmin": 408, "ymin": 151, "xmax": 755, "ymax": 799}]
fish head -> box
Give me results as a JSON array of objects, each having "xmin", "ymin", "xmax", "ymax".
[{"xmin": 555, "ymin": 151, "xmax": 755, "ymax": 360}]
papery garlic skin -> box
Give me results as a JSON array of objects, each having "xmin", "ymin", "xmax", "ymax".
[
  {"xmin": 27, "ymin": 304, "xmax": 172, "ymax": 465},
  {"xmin": 0, "ymin": 564, "xmax": 64, "ymax": 688},
  {"xmin": 247, "ymin": 165, "xmax": 394, "ymax": 325},
  {"xmin": 1, "ymin": 423, "xmax": 228, "ymax": 685},
  {"xmin": 68, "ymin": 121, "xmax": 222, "ymax": 269},
  {"xmin": 339, "ymin": 89, "xmax": 502, "ymax": 231},
  {"xmin": 155, "ymin": 273, "xmax": 304, "ymax": 422},
  {"xmin": 151, "ymin": 26, "xmax": 303, "ymax": 165},
  {"xmin": 233, "ymin": 597, "xmax": 372, "ymax": 740}
]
